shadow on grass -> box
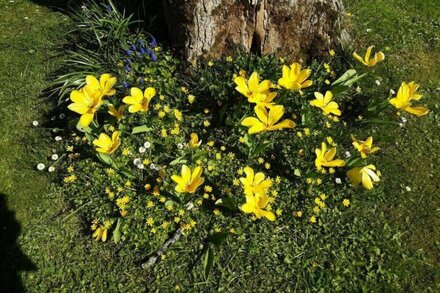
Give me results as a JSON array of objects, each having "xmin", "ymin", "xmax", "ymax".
[{"xmin": 0, "ymin": 194, "xmax": 36, "ymax": 292}]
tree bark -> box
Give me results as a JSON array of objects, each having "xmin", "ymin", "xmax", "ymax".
[{"xmin": 163, "ymin": 0, "xmax": 347, "ymax": 63}]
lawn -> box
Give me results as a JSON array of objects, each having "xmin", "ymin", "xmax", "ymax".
[{"xmin": 0, "ymin": 0, "xmax": 438, "ymax": 291}]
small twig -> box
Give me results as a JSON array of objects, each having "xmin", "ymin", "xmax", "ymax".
[
  {"xmin": 141, "ymin": 228, "xmax": 182, "ymax": 269},
  {"xmin": 141, "ymin": 201, "xmax": 195, "ymax": 269}
]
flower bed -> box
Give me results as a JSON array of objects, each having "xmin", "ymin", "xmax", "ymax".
[{"xmin": 41, "ymin": 1, "xmax": 430, "ymax": 283}]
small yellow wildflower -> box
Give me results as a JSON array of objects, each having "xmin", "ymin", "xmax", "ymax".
[
  {"xmin": 174, "ymin": 109, "xmax": 183, "ymax": 121},
  {"xmin": 343, "ymin": 199, "xmax": 350, "ymax": 207},
  {"xmin": 294, "ymin": 211, "xmax": 303, "ymax": 218},
  {"xmin": 63, "ymin": 174, "xmax": 77, "ymax": 183},
  {"xmin": 188, "ymin": 95, "xmax": 195, "ymax": 104}
]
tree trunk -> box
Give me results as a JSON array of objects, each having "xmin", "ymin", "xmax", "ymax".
[{"xmin": 162, "ymin": 0, "xmax": 347, "ymax": 63}]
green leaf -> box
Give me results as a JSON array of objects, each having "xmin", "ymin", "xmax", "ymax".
[
  {"xmin": 252, "ymin": 141, "xmax": 272, "ymax": 157},
  {"xmin": 97, "ymin": 152, "xmax": 113, "ymax": 165},
  {"xmin": 207, "ymin": 232, "xmax": 228, "ymax": 246},
  {"xmin": 331, "ymin": 69, "xmax": 367, "ymax": 94},
  {"xmin": 132, "ymin": 125, "xmax": 152, "ymax": 134},
  {"xmin": 347, "ymin": 157, "xmax": 362, "ymax": 167},
  {"xmin": 76, "ymin": 120, "xmax": 93, "ymax": 134},
  {"xmin": 331, "ymin": 69, "xmax": 357, "ymax": 86},
  {"xmin": 203, "ymin": 246, "xmax": 214, "ymax": 280},
  {"xmin": 113, "ymin": 218, "xmax": 124, "ymax": 243},
  {"xmin": 118, "ymin": 167, "xmax": 136, "ymax": 179},
  {"xmin": 361, "ymin": 119, "xmax": 399, "ymax": 125},
  {"xmin": 169, "ymin": 157, "xmax": 187, "ymax": 166},
  {"xmin": 215, "ymin": 197, "xmax": 238, "ymax": 211},
  {"xmin": 85, "ymin": 132, "xmax": 94, "ymax": 144},
  {"xmin": 193, "ymin": 150, "xmax": 207, "ymax": 161}
]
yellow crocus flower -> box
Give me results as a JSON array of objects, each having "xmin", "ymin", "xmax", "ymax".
[
  {"xmin": 278, "ymin": 63, "xmax": 313, "ymax": 90},
  {"xmin": 122, "ymin": 87, "xmax": 156, "ymax": 113},
  {"xmin": 85, "ymin": 73, "xmax": 117, "ymax": 96},
  {"xmin": 314, "ymin": 142, "xmax": 345, "ymax": 171},
  {"xmin": 171, "ymin": 165, "xmax": 204, "ymax": 193},
  {"xmin": 68, "ymin": 86, "xmax": 103, "ymax": 127},
  {"xmin": 108, "ymin": 104, "xmax": 125, "ymax": 120},
  {"xmin": 406, "ymin": 81, "xmax": 423, "ymax": 101},
  {"xmin": 353, "ymin": 46, "xmax": 385, "ymax": 67},
  {"xmin": 234, "ymin": 72, "xmax": 277, "ymax": 107},
  {"xmin": 241, "ymin": 105, "xmax": 296, "ymax": 134},
  {"xmin": 347, "ymin": 164, "xmax": 380, "ymax": 190},
  {"xmin": 351, "ymin": 135, "xmax": 380, "ymax": 158},
  {"xmin": 93, "ymin": 131, "xmax": 121, "ymax": 154},
  {"xmin": 241, "ymin": 193, "xmax": 275, "ymax": 221},
  {"xmin": 310, "ymin": 91, "xmax": 341, "ymax": 116},
  {"xmin": 239, "ymin": 166, "xmax": 273, "ymax": 197},
  {"xmin": 389, "ymin": 81, "xmax": 429, "ymax": 116},
  {"xmin": 189, "ymin": 133, "xmax": 201, "ymax": 148}
]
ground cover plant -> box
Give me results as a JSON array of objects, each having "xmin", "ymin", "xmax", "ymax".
[
  {"xmin": 30, "ymin": 0, "xmax": 435, "ymax": 290},
  {"xmin": 3, "ymin": 1, "xmax": 438, "ymax": 290}
]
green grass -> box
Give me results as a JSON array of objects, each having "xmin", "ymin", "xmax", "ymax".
[
  {"xmin": 0, "ymin": 0, "xmax": 438, "ymax": 291},
  {"xmin": 346, "ymin": 0, "xmax": 440, "ymax": 289}
]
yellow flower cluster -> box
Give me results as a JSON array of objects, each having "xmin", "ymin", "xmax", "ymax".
[
  {"xmin": 239, "ymin": 166, "xmax": 275, "ymax": 221},
  {"xmin": 68, "ymin": 74, "xmax": 117, "ymax": 127},
  {"xmin": 234, "ymin": 66, "xmax": 310, "ymax": 134}
]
